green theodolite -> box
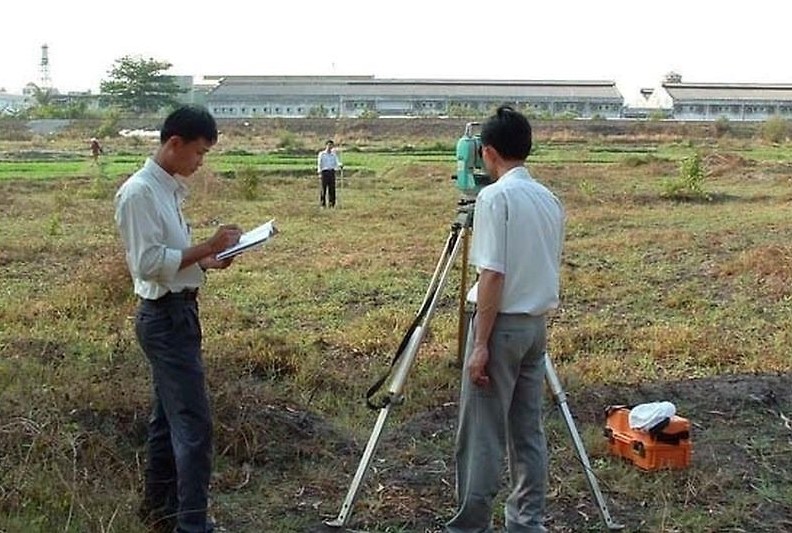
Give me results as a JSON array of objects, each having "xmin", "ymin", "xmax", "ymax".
[{"xmin": 454, "ymin": 121, "xmax": 493, "ymax": 196}]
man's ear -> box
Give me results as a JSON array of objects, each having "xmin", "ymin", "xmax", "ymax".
[{"xmin": 167, "ymin": 135, "xmax": 185, "ymax": 149}]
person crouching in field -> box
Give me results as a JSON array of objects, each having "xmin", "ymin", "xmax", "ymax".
[{"xmin": 115, "ymin": 105, "xmax": 243, "ymax": 532}]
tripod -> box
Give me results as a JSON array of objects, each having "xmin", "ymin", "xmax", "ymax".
[{"xmin": 325, "ymin": 201, "xmax": 623, "ymax": 531}]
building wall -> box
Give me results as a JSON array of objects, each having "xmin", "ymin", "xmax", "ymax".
[
  {"xmin": 202, "ymin": 77, "xmax": 625, "ymax": 119},
  {"xmin": 208, "ymin": 94, "xmax": 623, "ymax": 119},
  {"xmin": 672, "ymin": 102, "xmax": 792, "ymax": 121}
]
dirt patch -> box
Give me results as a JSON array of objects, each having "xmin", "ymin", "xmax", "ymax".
[
  {"xmin": 704, "ymin": 152, "xmax": 753, "ymax": 178},
  {"xmin": 211, "ymin": 379, "xmax": 356, "ymax": 473},
  {"xmin": 318, "ymin": 373, "xmax": 792, "ymax": 532},
  {"xmin": 0, "ymin": 337, "xmax": 69, "ymax": 366}
]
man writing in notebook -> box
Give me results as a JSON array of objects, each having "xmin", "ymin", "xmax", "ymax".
[{"xmin": 115, "ymin": 105, "xmax": 242, "ymax": 532}]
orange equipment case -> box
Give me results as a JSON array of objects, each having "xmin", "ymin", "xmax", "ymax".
[{"xmin": 604, "ymin": 405, "xmax": 692, "ymax": 471}]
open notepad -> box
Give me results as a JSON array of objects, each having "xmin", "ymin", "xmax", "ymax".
[{"xmin": 216, "ymin": 219, "xmax": 277, "ymax": 261}]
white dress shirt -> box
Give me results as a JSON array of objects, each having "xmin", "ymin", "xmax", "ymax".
[
  {"xmin": 466, "ymin": 166, "xmax": 565, "ymax": 315},
  {"xmin": 114, "ymin": 158, "xmax": 204, "ymax": 300},
  {"xmin": 317, "ymin": 149, "xmax": 342, "ymax": 172}
]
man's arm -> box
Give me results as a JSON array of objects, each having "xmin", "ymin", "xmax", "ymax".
[
  {"xmin": 116, "ymin": 189, "xmax": 181, "ymax": 283},
  {"xmin": 468, "ymin": 268, "xmax": 504, "ymax": 387}
]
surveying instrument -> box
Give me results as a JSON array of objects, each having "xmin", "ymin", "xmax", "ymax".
[{"xmin": 325, "ymin": 123, "xmax": 623, "ymax": 531}]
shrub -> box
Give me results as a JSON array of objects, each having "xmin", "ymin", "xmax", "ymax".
[
  {"xmin": 761, "ymin": 116, "xmax": 789, "ymax": 144},
  {"xmin": 661, "ymin": 152, "xmax": 709, "ymax": 201},
  {"xmin": 237, "ymin": 166, "xmax": 260, "ymax": 201},
  {"xmin": 714, "ymin": 116, "xmax": 731, "ymax": 138},
  {"xmin": 649, "ymin": 110, "xmax": 668, "ymax": 121},
  {"xmin": 88, "ymin": 160, "xmax": 113, "ymax": 200},
  {"xmin": 276, "ymin": 130, "xmax": 305, "ymax": 152},
  {"xmin": 307, "ymin": 105, "xmax": 329, "ymax": 118},
  {"xmin": 557, "ymin": 111, "xmax": 580, "ymax": 120},
  {"xmin": 97, "ymin": 109, "xmax": 121, "ymax": 138}
]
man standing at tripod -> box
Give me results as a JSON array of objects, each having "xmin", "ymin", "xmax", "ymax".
[
  {"xmin": 447, "ymin": 105, "xmax": 565, "ymax": 533},
  {"xmin": 317, "ymin": 139, "xmax": 342, "ymax": 207}
]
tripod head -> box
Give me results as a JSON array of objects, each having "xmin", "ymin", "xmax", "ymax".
[{"xmin": 454, "ymin": 197, "xmax": 476, "ymax": 229}]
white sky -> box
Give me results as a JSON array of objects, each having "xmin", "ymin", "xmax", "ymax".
[{"xmin": 2, "ymin": 0, "xmax": 790, "ymax": 105}]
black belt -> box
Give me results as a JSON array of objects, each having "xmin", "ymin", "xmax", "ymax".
[{"xmin": 144, "ymin": 289, "xmax": 199, "ymax": 303}]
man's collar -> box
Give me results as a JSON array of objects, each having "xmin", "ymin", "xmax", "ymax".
[
  {"xmin": 144, "ymin": 158, "xmax": 188, "ymax": 197},
  {"xmin": 499, "ymin": 165, "xmax": 530, "ymax": 182}
]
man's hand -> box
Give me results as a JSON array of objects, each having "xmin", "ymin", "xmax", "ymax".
[
  {"xmin": 207, "ymin": 224, "xmax": 242, "ymax": 254},
  {"xmin": 199, "ymin": 255, "xmax": 234, "ymax": 271},
  {"xmin": 468, "ymin": 344, "xmax": 491, "ymax": 387}
]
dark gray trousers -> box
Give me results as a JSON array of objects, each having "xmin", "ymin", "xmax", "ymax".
[
  {"xmin": 320, "ymin": 169, "xmax": 336, "ymax": 207},
  {"xmin": 136, "ymin": 294, "xmax": 213, "ymax": 533},
  {"xmin": 447, "ymin": 313, "xmax": 549, "ymax": 533}
]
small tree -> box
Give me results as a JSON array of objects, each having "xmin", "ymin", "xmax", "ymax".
[{"xmin": 100, "ymin": 56, "xmax": 185, "ymax": 114}]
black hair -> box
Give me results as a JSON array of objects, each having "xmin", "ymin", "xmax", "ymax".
[
  {"xmin": 480, "ymin": 105, "xmax": 532, "ymax": 160},
  {"xmin": 160, "ymin": 105, "xmax": 218, "ymax": 144},
  {"xmin": 326, "ymin": 139, "xmax": 334, "ymax": 145}
]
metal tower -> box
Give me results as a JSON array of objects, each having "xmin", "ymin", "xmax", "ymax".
[{"xmin": 39, "ymin": 44, "xmax": 52, "ymax": 89}]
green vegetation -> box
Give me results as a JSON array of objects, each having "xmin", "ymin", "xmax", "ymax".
[
  {"xmin": 661, "ymin": 151, "xmax": 709, "ymax": 201},
  {"xmin": 307, "ymin": 105, "xmax": 330, "ymax": 118},
  {"xmin": 1, "ymin": 121, "xmax": 791, "ymax": 532},
  {"xmin": 714, "ymin": 115, "xmax": 731, "ymax": 137},
  {"xmin": 761, "ymin": 115, "xmax": 790, "ymax": 144},
  {"xmin": 236, "ymin": 165, "xmax": 261, "ymax": 200}
]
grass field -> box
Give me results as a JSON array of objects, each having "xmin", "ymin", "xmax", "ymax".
[{"xmin": 1, "ymin": 120, "xmax": 791, "ymax": 532}]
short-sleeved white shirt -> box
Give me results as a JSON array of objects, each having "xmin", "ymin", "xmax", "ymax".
[
  {"xmin": 466, "ymin": 165, "xmax": 565, "ymax": 315},
  {"xmin": 318, "ymin": 149, "xmax": 342, "ymax": 172}
]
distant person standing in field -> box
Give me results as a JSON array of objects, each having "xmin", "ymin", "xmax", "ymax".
[
  {"xmin": 317, "ymin": 139, "xmax": 342, "ymax": 207},
  {"xmin": 115, "ymin": 105, "xmax": 242, "ymax": 533},
  {"xmin": 446, "ymin": 105, "xmax": 565, "ymax": 533},
  {"xmin": 90, "ymin": 137, "xmax": 103, "ymax": 163}
]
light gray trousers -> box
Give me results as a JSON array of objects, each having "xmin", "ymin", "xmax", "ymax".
[{"xmin": 447, "ymin": 313, "xmax": 548, "ymax": 533}]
